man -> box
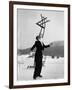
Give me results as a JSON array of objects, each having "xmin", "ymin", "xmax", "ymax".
[{"xmin": 31, "ymin": 35, "xmax": 52, "ymax": 79}]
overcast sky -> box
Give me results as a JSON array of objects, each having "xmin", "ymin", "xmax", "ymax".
[{"xmin": 17, "ymin": 9, "xmax": 64, "ymax": 49}]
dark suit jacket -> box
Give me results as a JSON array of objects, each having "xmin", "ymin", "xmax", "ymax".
[{"xmin": 31, "ymin": 40, "xmax": 50, "ymax": 53}]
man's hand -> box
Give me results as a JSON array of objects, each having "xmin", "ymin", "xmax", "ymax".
[
  {"xmin": 29, "ymin": 52, "xmax": 32, "ymax": 56},
  {"xmin": 29, "ymin": 52, "xmax": 34, "ymax": 56}
]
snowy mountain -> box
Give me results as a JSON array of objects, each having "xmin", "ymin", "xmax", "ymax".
[{"xmin": 18, "ymin": 41, "xmax": 64, "ymax": 57}]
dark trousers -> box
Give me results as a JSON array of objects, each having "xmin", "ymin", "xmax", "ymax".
[{"xmin": 33, "ymin": 53, "xmax": 42, "ymax": 78}]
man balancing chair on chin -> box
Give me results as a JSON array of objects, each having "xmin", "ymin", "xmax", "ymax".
[{"xmin": 30, "ymin": 35, "xmax": 53, "ymax": 79}]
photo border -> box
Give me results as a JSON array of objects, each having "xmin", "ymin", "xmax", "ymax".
[{"xmin": 9, "ymin": 1, "xmax": 70, "ymax": 89}]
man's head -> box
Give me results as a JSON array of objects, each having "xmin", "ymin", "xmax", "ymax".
[
  {"xmin": 36, "ymin": 34, "xmax": 43, "ymax": 41},
  {"xmin": 36, "ymin": 36, "xmax": 40, "ymax": 40}
]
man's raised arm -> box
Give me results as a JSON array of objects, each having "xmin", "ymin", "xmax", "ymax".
[{"xmin": 43, "ymin": 42, "xmax": 53, "ymax": 48}]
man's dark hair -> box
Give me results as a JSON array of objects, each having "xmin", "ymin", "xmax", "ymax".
[{"xmin": 36, "ymin": 36, "xmax": 40, "ymax": 40}]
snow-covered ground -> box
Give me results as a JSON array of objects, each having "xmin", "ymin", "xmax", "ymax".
[{"xmin": 17, "ymin": 55, "xmax": 64, "ymax": 81}]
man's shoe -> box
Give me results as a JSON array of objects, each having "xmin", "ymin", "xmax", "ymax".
[
  {"xmin": 33, "ymin": 76, "xmax": 37, "ymax": 80},
  {"xmin": 38, "ymin": 75, "xmax": 42, "ymax": 77}
]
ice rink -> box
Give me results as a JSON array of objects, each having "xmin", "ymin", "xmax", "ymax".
[{"xmin": 17, "ymin": 55, "xmax": 64, "ymax": 81}]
